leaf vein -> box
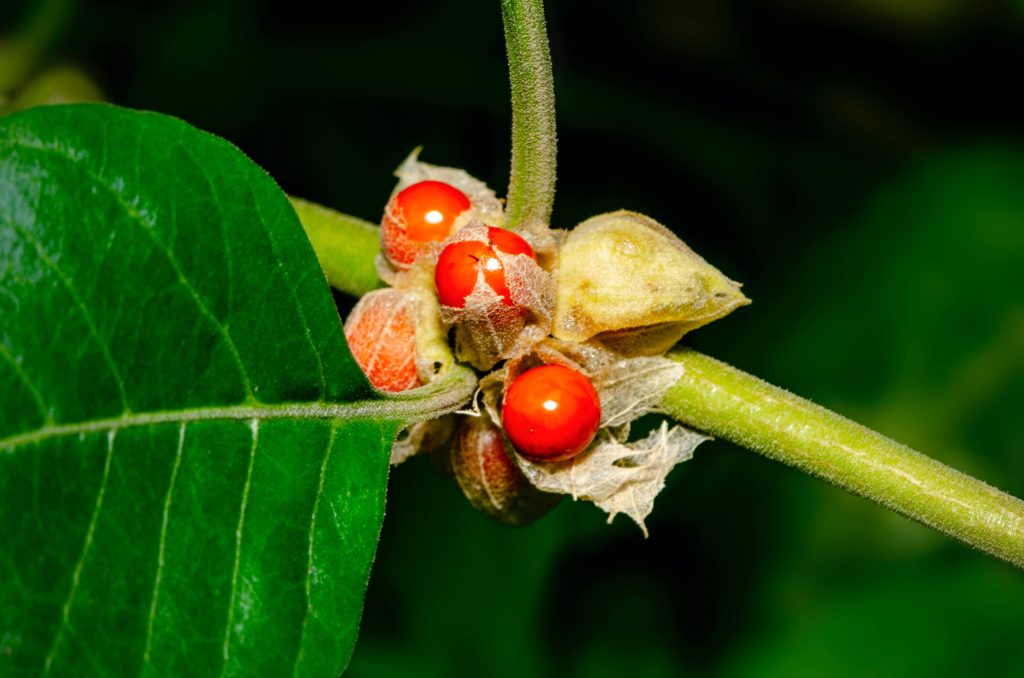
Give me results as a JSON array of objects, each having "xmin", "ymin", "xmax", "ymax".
[
  {"xmin": 41, "ymin": 430, "xmax": 116, "ymax": 675},
  {"xmin": 8, "ymin": 139, "xmax": 256, "ymax": 399},
  {"xmin": 0, "ymin": 365, "xmax": 478, "ymax": 454},
  {"xmin": 294, "ymin": 423, "xmax": 339, "ymax": 676},
  {"xmin": 141, "ymin": 422, "xmax": 186, "ymax": 670},
  {"xmin": 221, "ymin": 419, "xmax": 259, "ymax": 676},
  {"xmin": 0, "ymin": 339, "xmax": 52, "ymax": 425},
  {"xmin": 250, "ymin": 187, "xmax": 328, "ymax": 400},
  {"xmin": 5, "ymin": 218, "xmax": 130, "ymax": 412}
]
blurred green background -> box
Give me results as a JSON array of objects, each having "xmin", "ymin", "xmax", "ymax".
[{"xmin": 4, "ymin": 0, "xmax": 1024, "ymax": 675}]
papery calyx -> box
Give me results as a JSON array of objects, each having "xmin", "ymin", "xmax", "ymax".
[{"xmin": 553, "ymin": 210, "xmax": 750, "ymax": 355}]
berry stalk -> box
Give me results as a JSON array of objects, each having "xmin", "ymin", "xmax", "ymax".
[
  {"xmin": 501, "ymin": 0, "xmax": 557, "ymax": 230},
  {"xmin": 662, "ymin": 349, "xmax": 1024, "ymax": 569}
]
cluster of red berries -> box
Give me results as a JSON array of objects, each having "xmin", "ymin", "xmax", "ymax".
[{"xmin": 345, "ymin": 178, "xmax": 602, "ymax": 465}]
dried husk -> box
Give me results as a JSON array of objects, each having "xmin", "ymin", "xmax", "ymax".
[
  {"xmin": 476, "ymin": 339, "xmax": 703, "ymax": 534},
  {"xmin": 479, "ymin": 339, "xmax": 684, "ymax": 431},
  {"xmin": 348, "ymin": 275, "xmax": 459, "ymax": 466},
  {"xmin": 514, "ymin": 422, "xmax": 709, "ymax": 536},
  {"xmin": 392, "ymin": 415, "xmax": 457, "ymax": 466}
]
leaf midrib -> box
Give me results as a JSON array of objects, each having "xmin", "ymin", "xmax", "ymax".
[{"xmin": 0, "ymin": 385, "xmax": 469, "ymax": 453}]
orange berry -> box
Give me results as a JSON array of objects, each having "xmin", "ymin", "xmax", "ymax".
[
  {"xmin": 381, "ymin": 180, "xmax": 471, "ymax": 269},
  {"xmin": 502, "ymin": 365, "xmax": 601, "ymax": 461},
  {"xmin": 434, "ymin": 227, "xmax": 535, "ymax": 308},
  {"xmin": 344, "ymin": 290, "xmax": 421, "ymax": 392}
]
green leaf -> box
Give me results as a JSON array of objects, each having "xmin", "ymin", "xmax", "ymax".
[{"xmin": 0, "ymin": 104, "xmax": 473, "ymax": 676}]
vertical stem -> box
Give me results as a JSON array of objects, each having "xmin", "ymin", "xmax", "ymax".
[
  {"xmin": 501, "ymin": 0, "xmax": 557, "ymax": 230},
  {"xmin": 663, "ymin": 348, "xmax": 1024, "ymax": 569}
]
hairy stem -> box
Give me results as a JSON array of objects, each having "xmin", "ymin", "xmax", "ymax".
[
  {"xmin": 663, "ymin": 348, "xmax": 1024, "ymax": 569},
  {"xmin": 501, "ymin": 0, "xmax": 557, "ymax": 230},
  {"xmin": 290, "ymin": 197, "xmax": 383, "ymax": 296}
]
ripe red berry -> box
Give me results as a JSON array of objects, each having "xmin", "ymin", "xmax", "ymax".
[
  {"xmin": 344, "ymin": 290, "xmax": 421, "ymax": 393},
  {"xmin": 501, "ymin": 365, "xmax": 601, "ymax": 462},
  {"xmin": 381, "ymin": 180, "xmax": 471, "ymax": 269},
  {"xmin": 434, "ymin": 226, "xmax": 535, "ymax": 308}
]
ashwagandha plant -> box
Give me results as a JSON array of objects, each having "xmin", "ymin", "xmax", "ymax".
[{"xmin": 2, "ymin": 0, "xmax": 1023, "ymax": 675}]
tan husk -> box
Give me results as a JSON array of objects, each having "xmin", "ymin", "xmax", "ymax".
[
  {"xmin": 392, "ymin": 415, "xmax": 457, "ymax": 466},
  {"xmin": 478, "ymin": 339, "xmax": 702, "ymax": 533},
  {"xmin": 343, "ymin": 288, "xmax": 423, "ymax": 393},
  {"xmin": 480, "ymin": 339, "xmax": 685, "ymax": 431},
  {"xmin": 514, "ymin": 422, "xmax": 709, "ymax": 536}
]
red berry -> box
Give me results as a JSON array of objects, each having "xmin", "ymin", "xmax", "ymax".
[
  {"xmin": 486, "ymin": 226, "xmax": 535, "ymax": 258},
  {"xmin": 344, "ymin": 290, "xmax": 421, "ymax": 392},
  {"xmin": 501, "ymin": 365, "xmax": 601, "ymax": 462},
  {"xmin": 381, "ymin": 180, "xmax": 471, "ymax": 269},
  {"xmin": 434, "ymin": 227, "xmax": 535, "ymax": 308}
]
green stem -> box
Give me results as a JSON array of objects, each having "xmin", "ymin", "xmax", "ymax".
[
  {"xmin": 501, "ymin": 0, "xmax": 557, "ymax": 230},
  {"xmin": 663, "ymin": 348, "xmax": 1024, "ymax": 569},
  {"xmin": 290, "ymin": 196, "xmax": 383, "ymax": 297}
]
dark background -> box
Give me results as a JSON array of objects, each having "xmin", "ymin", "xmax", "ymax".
[{"xmin": 5, "ymin": 0, "xmax": 1024, "ymax": 675}]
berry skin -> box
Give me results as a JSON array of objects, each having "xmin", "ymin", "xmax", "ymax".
[
  {"xmin": 381, "ymin": 180, "xmax": 471, "ymax": 269},
  {"xmin": 450, "ymin": 416, "xmax": 560, "ymax": 525},
  {"xmin": 434, "ymin": 226, "xmax": 535, "ymax": 308},
  {"xmin": 344, "ymin": 290, "xmax": 421, "ymax": 393},
  {"xmin": 501, "ymin": 365, "xmax": 601, "ymax": 462}
]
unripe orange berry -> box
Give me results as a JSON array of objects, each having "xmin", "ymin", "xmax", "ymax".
[
  {"xmin": 381, "ymin": 180, "xmax": 471, "ymax": 269},
  {"xmin": 502, "ymin": 365, "xmax": 601, "ymax": 462},
  {"xmin": 434, "ymin": 226, "xmax": 535, "ymax": 308},
  {"xmin": 344, "ymin": 289, "xmax": 421, "ymax": 392}
]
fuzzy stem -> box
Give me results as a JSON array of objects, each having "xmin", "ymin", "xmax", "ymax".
[
  {"xmin": 290, "ymin": 197, "xmax": 383, "ymax": 296},
  {"xmin": 663, "ymin": 348, "xmax": 1024, "ymax": 569},
  {"xmin": 501, "ymin": 0, "xmax": 557, "ymax": 230}
]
